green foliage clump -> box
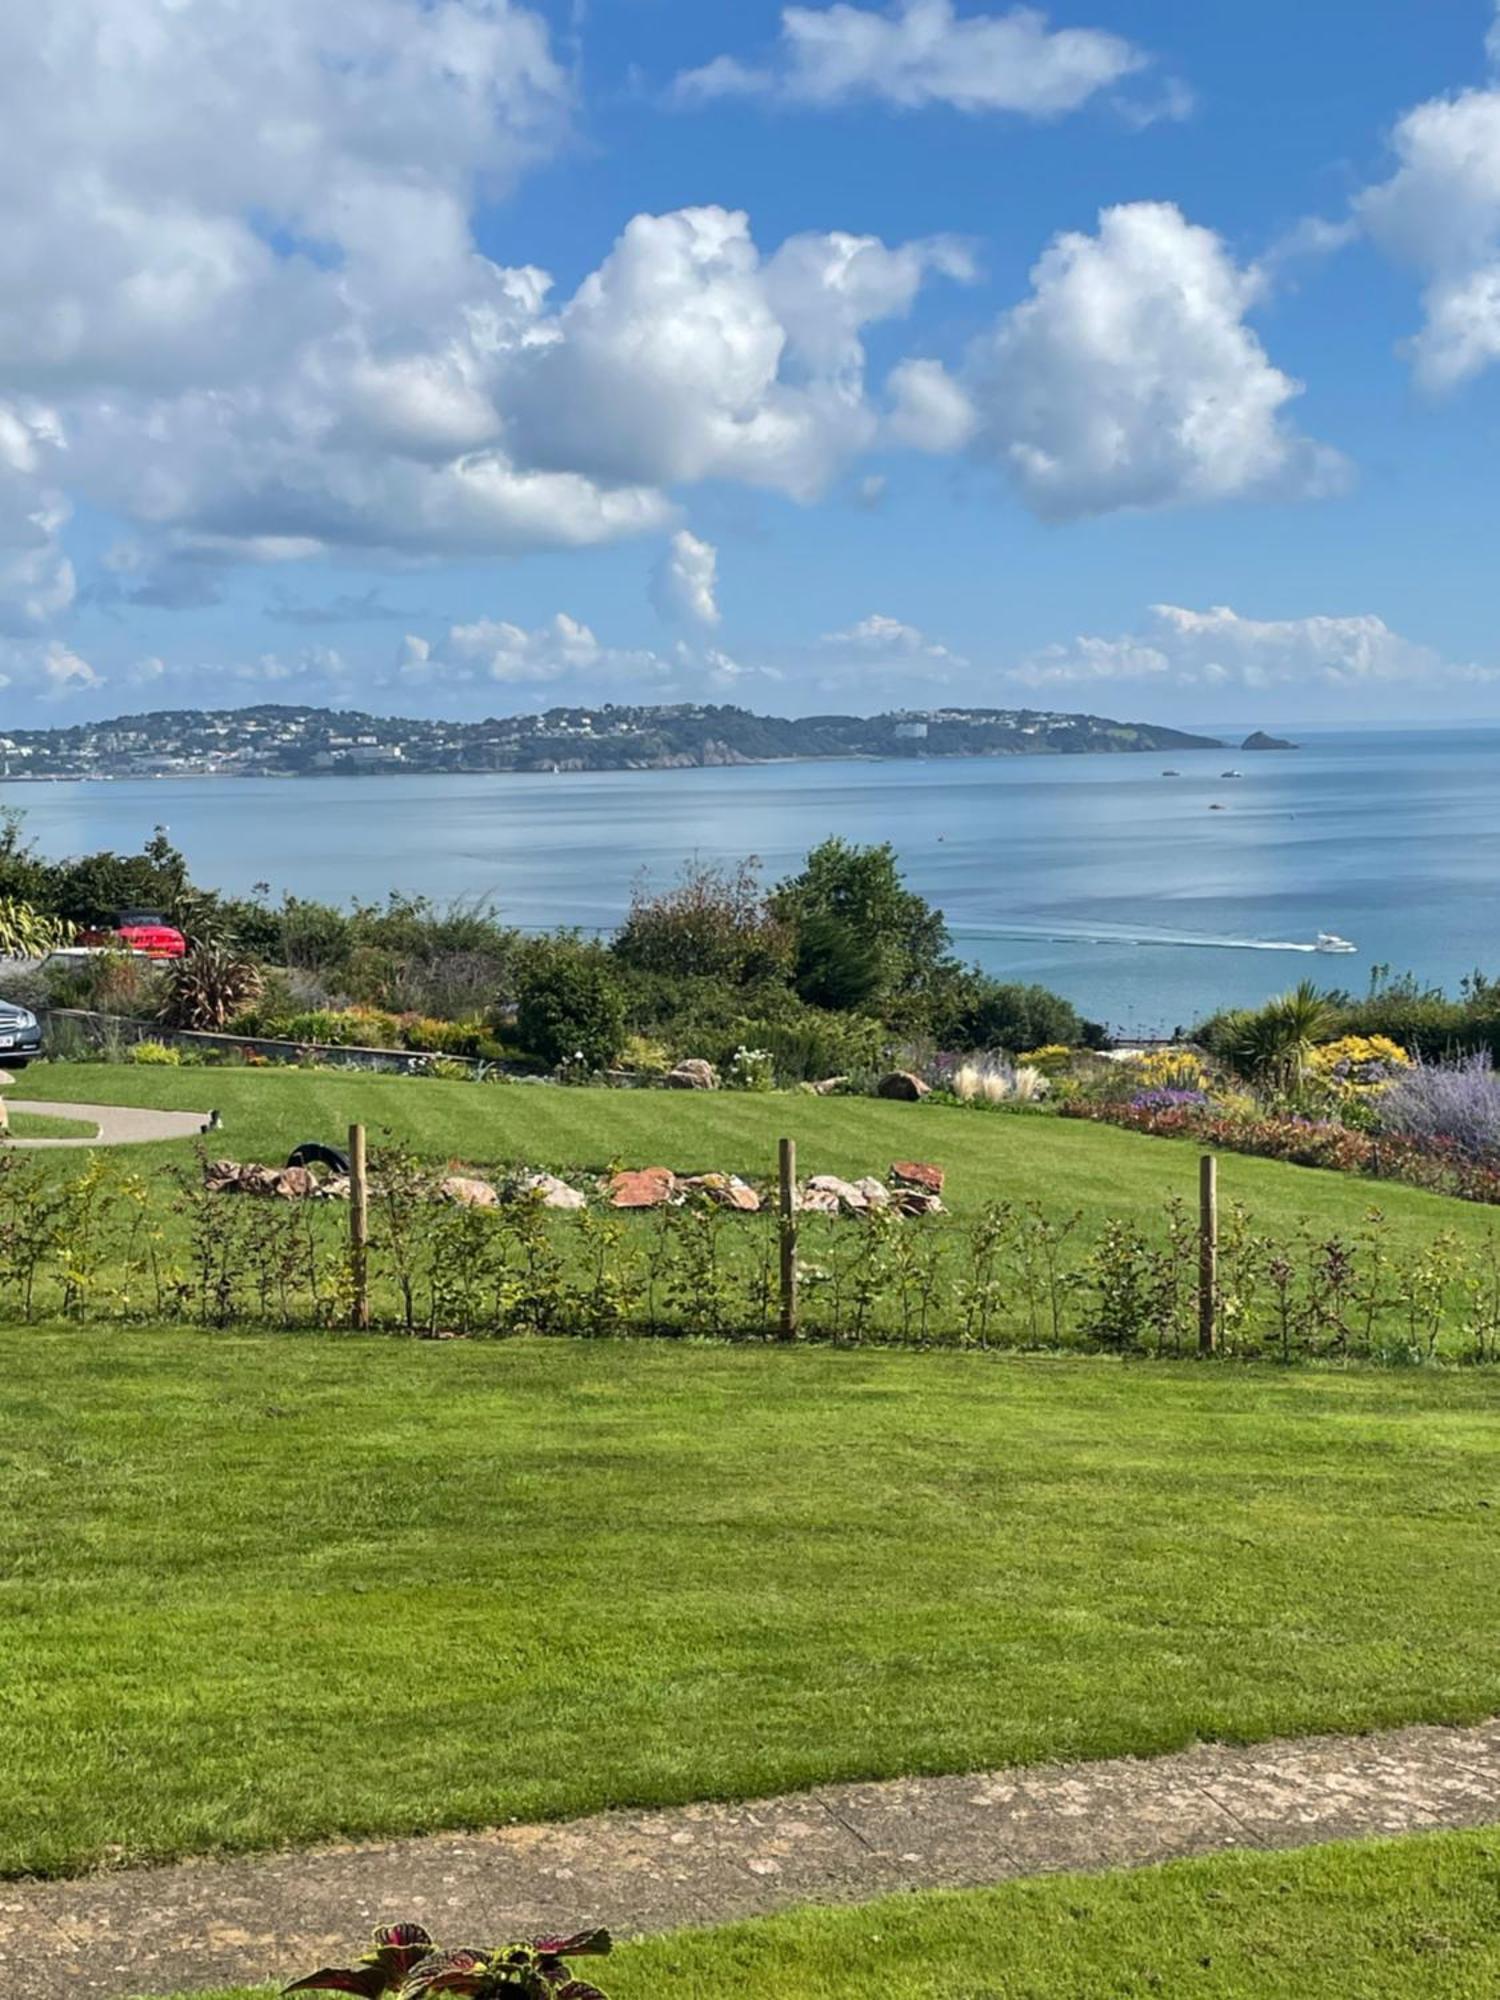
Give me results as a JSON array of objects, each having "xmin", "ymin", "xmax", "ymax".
[
  {"xmin": 725, "ymin": 1045, "xmax": 776, "ymax": 1092},
  {"xmin": 1204, "ymin": 980, "xmax": 1340, "ymax": 1091},
  {"xmin": 0, "ymin": 895, "xmax": 70, "ymax": 958},
  {"xmin": 942, "ymin": 975, "xmax": 1088, "ymax": 1054},
  {"xmin": 2, "ymin": 803, "xmax": 1094, "ymax": 1065},
  {"xmin": 613, "ymin": 857, "xmax": 789, "ymax": 986},
  {"xmin": 285, "ymin": 1920, "xmax": 611, "ymax": 2000},
  {"xmin": 514, "ymin": 944, "xmax": 626, "ymax": 1072},
  {"xmin": 730, "ymin": 1008, "xmax": 888, "ymax": 1083},
  {"xmin": 159, "ymin": 946, "xmax": 264, "ymax": 1032},
  {"xmin": 771, "ymin": 837, "xmax": 950, "ymax": 1009}
]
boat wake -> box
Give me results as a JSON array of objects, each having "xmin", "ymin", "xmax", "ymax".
[{"xmin": 949, "ymin": 920, "xmax": 1323, "ymax": 955}]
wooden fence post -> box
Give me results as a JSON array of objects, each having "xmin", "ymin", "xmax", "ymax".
[
  {"xmin": 1198, "ymin": 1152, "xmax": 1218, "ymax": 1355},
  {"xmin": 778, "ymin": 1137, "xmax": 798, "ymax": 1340},
  {"xmin": 350, "ymin": 1122, "xmax": 370, "ymax": 1332}
]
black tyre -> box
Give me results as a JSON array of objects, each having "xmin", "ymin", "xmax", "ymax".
[{"xmin": 287, "ymin": 1141, "xmax": 351, "ymax": 1175}]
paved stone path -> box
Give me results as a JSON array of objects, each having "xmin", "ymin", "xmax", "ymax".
[
  {"xmin": 4, "ymin": 1099, "xmax": 211, "ymax": 1148},
  {"xmin": 4, "ymin": 1719, "xmax": 1498, "ymax": 2000}
]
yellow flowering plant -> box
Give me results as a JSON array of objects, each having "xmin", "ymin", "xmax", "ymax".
[
  {"xmin": 1128, "ymin": 1047, "xmax": 1210, "ymax": 1092},
  {"xmin": 1308, "ymin": 1035, "xmax": 1411, "ymax": 1092},
  {"xmin": 1017, "ymin": 1043, "xmax": 1075, "ymax": 1074}
]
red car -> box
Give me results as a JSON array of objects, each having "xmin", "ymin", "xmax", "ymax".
[{"xmin": 78, "ymin": 909, "xmax": 188, "ymax": 959}]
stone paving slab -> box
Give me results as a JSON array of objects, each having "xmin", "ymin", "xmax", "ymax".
[{"xmin": 3, "ymin": 1720, "xmax": 1497, "ymax": 2000}]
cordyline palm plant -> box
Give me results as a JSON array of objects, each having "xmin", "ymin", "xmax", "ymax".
[
  {"xmin": 286, "ymin": 1922, "xmax": 612, "ymax": 2000},
  {"xmin": 1223, "ymin": 981, "xmax": 1338, "ymax": 1094},
  {"xmin": 159, "ymin": 944, "xmax": 263, "ymax": 1031}
]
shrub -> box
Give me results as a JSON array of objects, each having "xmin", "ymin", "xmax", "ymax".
[
  {"xmin": 423, "ymin": 1056, "xmax": 473, "ymax": 1082},
  {"xmin": 0, "ymin": 896, "xmax": 69, "ymax": 958},
  {"xmin": 791, "ymin": 910, "xmax": 884, "ymax": 1011},
  {"xmin": 1018, "ymin": 1043, "xmax": 1076, "ymax": 1076},
  {"xmin": 771, "ymin": 837, "xmax": 951, "ymax": 1009},
  {"xmin": 1129, "ymin": 1086, "xmax": 1212, "ymax": 1115},
  {"xmin": 1128, "ymin": 1047, "xmax": 1211, "ymax": 1091},
  {"xmin": 49, "ymin": 950, "xmax": 165, "ymax": 1021},
  {"xmin": 951, "ymin": 978, "xmax": 1083, "ymax": 1055},
  {"xmin": 613, "ymin": 857, "xmax": 790, "ymax": 986},
  {"xmin": 514, "ymin": 947, "xmax": 626, "ymax": 1072},
  {"xmin": 1062, "ymin": 1096, "xmax": 1500, "ymax": 1206},
  {"xmin": 0, "ymin": 965, "xmax": 51, "ymax": 1013},
  {"xmin": 731, "ymin": 1009, "xmax": 888, "ymax": 1084},
  {"xmin": 1308, "ymin": 1034, "xmax": 1411, "ymax": 1088},
  {"xmin": 725, "ymin": 1045, "xmax": 776, "ymax": 1092},
  {"xmin": 1378, "ymin": 1052, "xmax": 1500, "ymax": 1161},
  {"xmin": 953, "ymin": 1059, "xmax": 1011, "ymax": 1105},
  {"xmin": 398, "ymin": 1015, "xmax": 490, "ymax": 1058},
  {"xmin": 278, "ymin": 897, "xmax": 354, "ymax": 972},
  {"xmin": 128, "ymin": 1039, "xmax": 181, "ymax": 1066},
  {"xmin": 159, "ymin": 946, "xmax": 263, "ymax": 1032},
  {"xmin": 620, "ymin": 1032, "xmax": 672, "ymax": 1075},
  {"xmin": 249, "ymin": 1006, "xmax": 404, "ymax": 1049}
]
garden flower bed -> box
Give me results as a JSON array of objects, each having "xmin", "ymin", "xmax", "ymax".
[{"xmin": 1061, "ymin": 1098, "xmax": 1500, "ymax": 1206}]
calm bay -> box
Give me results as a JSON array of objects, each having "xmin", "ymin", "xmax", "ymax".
[{"xmin": 5, "ymin": 724, "xmax": 1496, "ymax": 1036}]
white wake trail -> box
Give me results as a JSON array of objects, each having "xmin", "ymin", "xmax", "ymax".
[{"xmin": 950, "ymin": 921, "xmax": 1321, "ymax": 955}]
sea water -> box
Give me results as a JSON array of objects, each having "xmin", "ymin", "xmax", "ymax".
[{"xmin": 5, "ymin": 725, "xmax": 1496, "ymax": 1036}]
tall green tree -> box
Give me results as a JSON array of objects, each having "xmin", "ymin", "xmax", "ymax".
[{"xmin": 770, "ymin": 840, "xmax": 950, "ymax": 1009}]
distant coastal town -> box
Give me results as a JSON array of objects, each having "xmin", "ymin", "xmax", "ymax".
[{"xmin": 0, "ymin": 702, "xmax": 1234, "ymax": 780}]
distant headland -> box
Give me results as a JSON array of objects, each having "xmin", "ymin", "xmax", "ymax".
[
  {"xmin": 1242, "ymin": 730, "xmax": 1299, "ymax": 751},
  {"xmin": 0, "ymin": 702, "xmax": 1225, "ymax": 781}
]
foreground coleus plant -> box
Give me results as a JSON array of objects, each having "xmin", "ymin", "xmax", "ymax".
[{"xmin": 286, "ymin": 1922, "xmax": 612, "ymax": 2000}]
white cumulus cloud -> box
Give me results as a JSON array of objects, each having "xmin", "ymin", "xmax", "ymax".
[
  {"xmin": 821, "ymin": 611, "xmax": 963, "ymax": 663},
  {"xmin": 0, "ymin": 8, "xmax": 977, "ymax": 606},
  {"xmin": 0, "ymin": 402, "xmax": 75, "ymax": 633},
  {"xmin": 652, "ymin": 531, "xmax": 722, "ymax": 627},
  {"xmin": 1009, "ymin": 603, "xmax": 1493, "ymax": 692},
  {"xmin": 508, "ymin": 208, "xmax": 971, "ymax": 502},
  {"xmin": 4, "ymin": 639, "xmax": 102, "ymax": 697},
  {"xmin": 893, "ymin": 202, "xmax": 1346, "ymax": 518},
  {"xmin": 675, "ymin": 0, "xmax": 1150, "ymax": 118},
  {"xmin": 399, "ymin": 613, "xmax": 671, "ymax": 690},
  {"xmin": 1358, "ymin": 87, "xmax": 1500, "ymax": 390}
]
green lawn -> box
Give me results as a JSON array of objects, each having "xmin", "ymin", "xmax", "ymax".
[
  {"xmin": 21, "ymin": 1059, "xmax": 1500, "ymax": 1250},
  {"xmin": 4, "ymin": 1331, "xmax": 1498, "ymax": 1878},
  {"xmin": 5, "ymin": 1109, "xmax": 98, "ymax": 1139},
  {"xmin": 601, "ymin": 1832, "xmax": 1500, "ymax": 1997},
  {"xmin": 154, "ymin": 1829, "xmax": 1500, "ymax": 2000},
  {"xmin": 12, "ymin": 1060, "xmax": 1500, "ymax": 1353}
]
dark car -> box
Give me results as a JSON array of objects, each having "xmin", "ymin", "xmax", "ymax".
[{"xmin": 0, "ymin": 1000, "xmax": 43, "ymax": 1068}]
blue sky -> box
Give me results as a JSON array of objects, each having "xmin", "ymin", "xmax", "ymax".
[{"xmin": 5, "ymin": 0, "xmax": 1500, "ymax": 725}]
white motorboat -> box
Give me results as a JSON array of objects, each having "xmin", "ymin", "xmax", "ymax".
[{"xmin": 1315, "ymin": 932, "xmax": 1358, "ymax": 954}]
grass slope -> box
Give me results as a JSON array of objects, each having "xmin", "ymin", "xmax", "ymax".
[
  {"xmin": 4, "ymin": 1331, "xmax": 1498, "ymax": 1878},
  {"xmin": 20, "ymin": 1061, "xmax": 1500, "ymax": 1259},
  {"xmin": 4, "ymin": 1110, "xmax": 98, "ymax": 1139},
  {"xmin": 177, "ymin": 1830, "xmax": 1500, "ymax": 2000}
]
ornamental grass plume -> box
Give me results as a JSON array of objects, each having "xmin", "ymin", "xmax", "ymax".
[{"xmin": 952, "ymin": 1059, "xmax": 1049, "ymax": 1105}]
